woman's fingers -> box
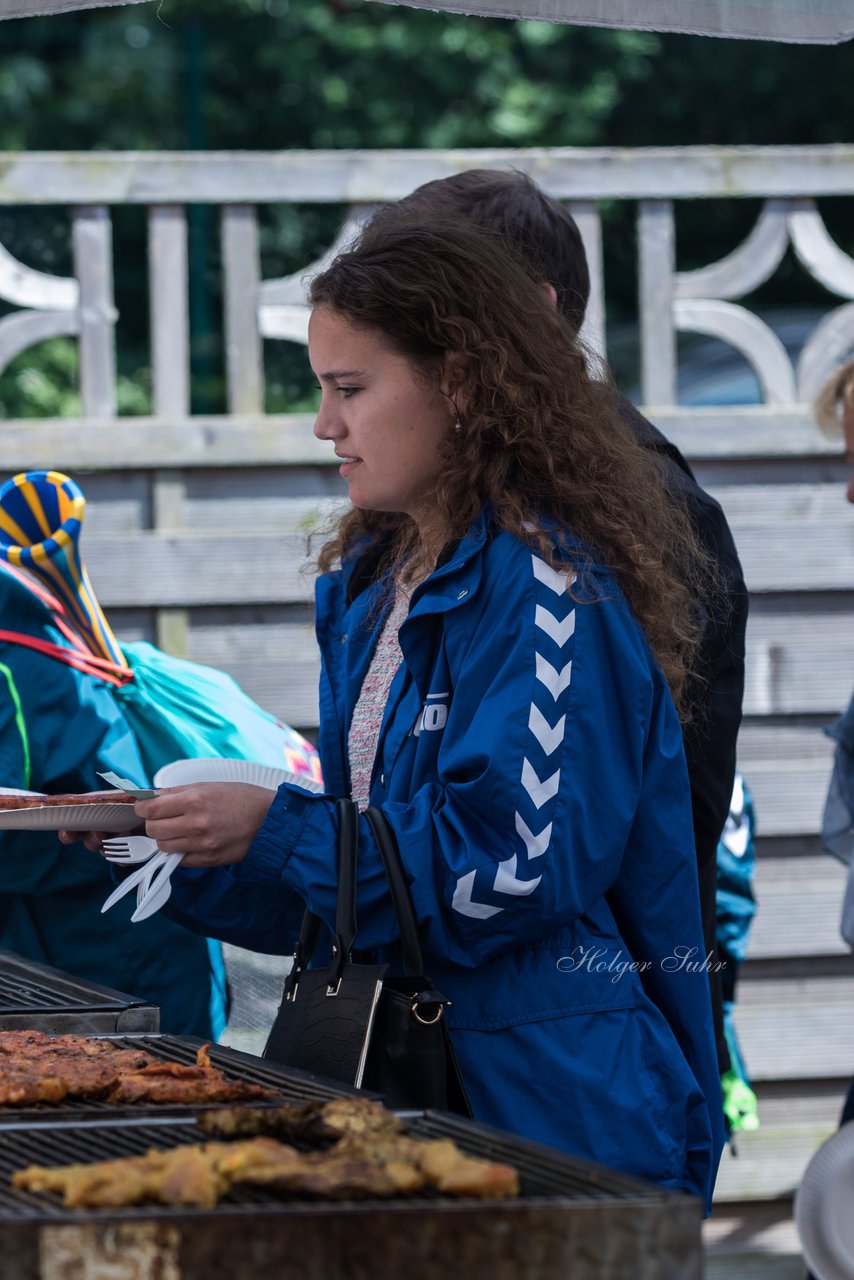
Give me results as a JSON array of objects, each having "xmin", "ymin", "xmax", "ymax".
[
  {"xmin": 59, "ymin": 827, "xmax": 141, "ymax": 852},
  {"xmin": 57, "ymin": 783, "xmax": 272, "ymax": 864},
  {"xmin": 136, "ymin": 782, "xmax": 275, "ymax": 868},
  {"xmin": 133, "ymin": 785, "xmax": 193, "ymax": 820}
]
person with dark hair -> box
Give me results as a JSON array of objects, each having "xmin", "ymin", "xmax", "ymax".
[
  {"xmin": 371, "ymin": 169, "xmax": 748, "ymax": 1079},
  {"xmin": 376, "ymin": 169, "xmax": 593, "ymax": 332}
]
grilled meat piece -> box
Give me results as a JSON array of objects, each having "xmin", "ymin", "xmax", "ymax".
[
  {"xmin": 0, "ymin": 1034, "xmax": 278, "ymax": 1108},
  {"xmin": 0, "ymin": 1031, "xmax": 153, "ymax": 1061},
  {"xmin": 0, "ymin": 1049, "xmax": 159, "ymax": 1104},
  {"xmin": 0, "ymin": 1075, "xmax": 68, "ymax": 1105},
  {"xmin": 0, "ymin": 791, "xmax": 137, "ymax": 810},
  {"xmin": 413, "ymin": 1139, "xmax": 519, "ymax": 1198},
  {"xmin": 17, "ymin": 1155, "xmax": 162, "ymax": 1209},
  {"xmin": 13, "ymin": 1123, "xmax": 519, "ymax": 1208},
  {"xmin": 107, "ymin": 1073, "xmax": 276, "ymax": 1106},
  {"xmin": 0, "ymin": 1033, "xmax": 160, "ymax": 1103},
  {"xmin": 333, "ymin": 1130, "xmax": 519, "ymax": 1198},
  {"xmin": 15, "ymin": 1139, "xmax": 292, "ymax": 1209},
  {"xmin": 197, "ymin": 1096, "xmax": 404, "ymax": 1145},
  {"xmin": 15, "ymin": 1146, "xmax": 226, "ymax": 1203},
  {"xmin": 232, "ymin": 1149, "xmax": 403, "ymax": 1199},
  {"xmin": 105, "ymin": 1046, "xmax": 277, "ymax": 1106}
]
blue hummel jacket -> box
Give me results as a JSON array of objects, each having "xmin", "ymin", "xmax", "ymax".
[{"xmin": 164, "ymin": 513, "xmax": 725, "ymax": 1207}]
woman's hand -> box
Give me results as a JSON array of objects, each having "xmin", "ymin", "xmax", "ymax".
[
  {"xmin": 132, "ymin": 782, "xmax": 275, "ymax": 868},
  {"xmin": 59, "ymin": 824, "xmax": 144, "ymax": 853}
]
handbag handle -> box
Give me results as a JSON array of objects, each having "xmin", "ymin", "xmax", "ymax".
[
  {"xmin": 286, "ymin": 802, "xmax": 428, "ymax": 984},
  {"xmin": 285, "ymin": 797, "xmax": 359, "ymax": 993},
  {"xmin": 333, "ymin": 797, "xmax": 359, "ymax": 968},
  {"xmin": 364, "ymin": 806, "xmax": 426, "ymax": 979}
]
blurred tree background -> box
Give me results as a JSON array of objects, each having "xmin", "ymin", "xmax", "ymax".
[{"xmin": 0, "ymin": 0, "xmax": 851, "ymax": 415}]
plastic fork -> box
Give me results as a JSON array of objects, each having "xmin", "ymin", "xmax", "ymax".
[{"xmin": 100, "ymin": 835, "xmax": 159, "ymax": 863}]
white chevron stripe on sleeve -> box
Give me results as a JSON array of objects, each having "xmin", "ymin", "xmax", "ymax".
[
  {"xmin": 532, "ymin": 555, "xmax": 568, "ymax": 595},
  {"xmin": 521, "ymin": 758, "xmax": 560, "ymax": 809},
  {"xmin": 527, "ymin": 704, "xmax": 566, "ymax": 756},
  {"xmin": 452, "ymin": 870, "xmax": 504, "ymax": 919},
  {"xmin": 493, "ymin": 855, "xmax": 542, "ymax": 897},
  {"xmin": 535, "ymin": 653, "xmax": 572, "ymax": 699},
  {"xmin": 535, "ymin": 604, "xmax": 575, "ymax": 648},
  {"xmin": 515, "ymin": 812, "xmax": 552, "ymax": 860}
]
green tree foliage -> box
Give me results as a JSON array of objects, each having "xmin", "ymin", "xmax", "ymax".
[
  {"xmin": 0, "ymin": 3, "xmax": 663, "ymax": 151},
  {"xmin": 0, "ymin": 1, "xmax": 851, "ymax": 415}
]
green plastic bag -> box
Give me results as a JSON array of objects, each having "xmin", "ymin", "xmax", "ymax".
[
  {"xmin": 118, "ymin": 641, "xmax": 321, "ymax": 785},
  {"xmin": 0, "ymin": 571, "xmax": 320, "ymax": 787}
]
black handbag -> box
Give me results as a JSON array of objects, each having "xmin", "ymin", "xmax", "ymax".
[{"xmin": 263, "ymin": 798, "xmax": 471, "ymax": 1116}]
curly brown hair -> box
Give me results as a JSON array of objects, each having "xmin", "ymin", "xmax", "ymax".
[{"xmin": 309, "ymin": 222, "xmax": 709, "ymax": 716}]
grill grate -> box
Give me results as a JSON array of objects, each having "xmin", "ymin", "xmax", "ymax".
[
  {"xmin": 0, "ymin": 1109, "xmax": 663, "ymax": 1222},
  {"xmin": 0, "ymin": 974, "xmax": 75, "ymax": 1011},
  {"xmin": 0, "ymin": 972, "xmax": 131, "ymax": 1014}
]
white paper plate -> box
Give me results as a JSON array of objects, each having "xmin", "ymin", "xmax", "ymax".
[
  {"xmin": 152, "ymin": 757, "xmax": 324, "ymax": 794},
  {"xmin": 796, "ymin": 1123, "xmax": 854, "ymax": 1280},
  {"xmin": 0, "ymin": 803, "xmax": 141, "ymax": 832}
]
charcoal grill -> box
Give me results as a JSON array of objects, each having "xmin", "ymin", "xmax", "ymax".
[
  {"xmin": 0, "ymin": 1103, "xmax": 701, "ymax": 1279},
  {"xmin": 0, "ymin": 951, "xmax": 158, "ymax": 1033}
]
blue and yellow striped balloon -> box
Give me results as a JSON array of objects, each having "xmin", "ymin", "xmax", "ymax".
[{"xmin": 0, "ymin": 470, "xmax": 128, "ymax": 668}]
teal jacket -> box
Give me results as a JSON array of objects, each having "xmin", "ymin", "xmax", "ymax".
[{"xmin": 0, "ymin": 564, "xmax": 225, "ymax": 1038}]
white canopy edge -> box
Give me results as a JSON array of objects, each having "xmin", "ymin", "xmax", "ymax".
[
  {"xmin": 371, "ymin": 0, "xmax": 854, "ymax": 43},
  {"xmin": 0, "ymin": 0, "xmax": 148, "ymax": 17},
  {"xmin": 1, "ymin": 0, "xmax": 850, "ymax": 42}
]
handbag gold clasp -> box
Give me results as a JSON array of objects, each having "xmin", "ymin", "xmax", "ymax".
[{"xmin": 411, "ymin": 1000, "xmax": 444, "ymax": 1025}]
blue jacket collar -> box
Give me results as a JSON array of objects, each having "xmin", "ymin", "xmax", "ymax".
[{"xmin": 334, "ymin": 508, "xmax": 491, "ymax": 613}]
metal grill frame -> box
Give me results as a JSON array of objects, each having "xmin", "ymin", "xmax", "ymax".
[
  {"xmin": 0, "ymin": 951, "xmax": 158, "ymax": 1032},
  {"xmin": 0, "ymin": 1107, "xmax": 703, "ymax": 1280}
]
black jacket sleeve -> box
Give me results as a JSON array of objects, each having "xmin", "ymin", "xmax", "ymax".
[{"xmin": 616, "ymin": 392, "xmax": 749, "ymax": 1075}]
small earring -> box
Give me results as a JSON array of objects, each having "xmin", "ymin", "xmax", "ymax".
[{"xmin": 454, "ymin": 420, "xmax": 462, "ymax": 433}]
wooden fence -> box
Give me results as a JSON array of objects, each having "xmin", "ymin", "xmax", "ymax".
[{"xmin": 1, "ymin": 145, "xmax": 854, "ymax": 1277}]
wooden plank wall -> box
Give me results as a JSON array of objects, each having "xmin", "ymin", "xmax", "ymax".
[{"xmin": 2, "ymin": 146, "xmax": 854, "ymax": 1277}]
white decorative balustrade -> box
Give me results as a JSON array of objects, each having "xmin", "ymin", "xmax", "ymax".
[
  {"xmin": 0, "ymin": 146, "xmax": 852, "ymax": 454},
  {"xmin": 639, "ymin": 194, "xmax": 854, "ymax": 409}
]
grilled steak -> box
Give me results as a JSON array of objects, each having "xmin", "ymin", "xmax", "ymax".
[{"xmin": 0, "ymin": 1032, "xmax": 278, "ymax": 1107}]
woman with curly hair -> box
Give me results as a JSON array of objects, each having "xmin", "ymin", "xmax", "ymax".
[{"xmin": 73, "ymin": 221, "xmax": 725, "ymax": 1207}]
